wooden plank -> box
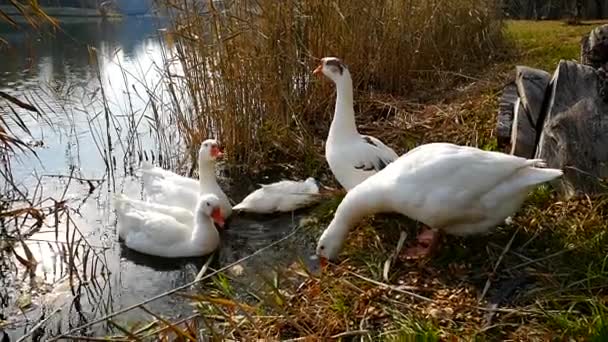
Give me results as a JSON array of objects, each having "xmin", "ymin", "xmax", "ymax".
[{"xmin": 535, "ymin": 60, "xmax": 608, "ymax": 197}]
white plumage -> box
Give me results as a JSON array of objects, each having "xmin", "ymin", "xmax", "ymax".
[
  {"xmin": 140, "ymin": 139, "xmax": 232, "ymax": 218},
  {"xmin": 316, "ymin": 143, "xmax": 564, "ymax": 261},
  {"xmin": 114, "ymin": 193, "xmax": 224, "ymax": 258},
  {"xmin": 232, "ymin": 177, "xmax": 321, "ymax": 214},
  {"xmin": 313, "ymin": 57, "xmax": 399, "ymax": 191}
]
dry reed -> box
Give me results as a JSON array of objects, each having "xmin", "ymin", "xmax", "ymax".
[{"xmin": 161, "ymin": 0, "xmax": 504, "ymax": 172}]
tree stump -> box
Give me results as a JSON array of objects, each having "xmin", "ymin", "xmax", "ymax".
[
  {"xmin": 496, "ymin": 66, "xmax": 551, "ymax": 157},
  {"xmin": 581, "ymin": 24, "xmax": 608, "ymax": 70},
  {"xmin": 535, "ymin": 61, "xmax": 608, "ymax": 197},
  {"xmin": 497, "ymin": 24, "xmax": 608, "ymax": 197},
  {"xmin": 510, "ymin": 66, "xmax": 552, "ymax": 158},
  {"xmin": 496, "ymin": 82, "xmax": 517, "ymax": 146}
]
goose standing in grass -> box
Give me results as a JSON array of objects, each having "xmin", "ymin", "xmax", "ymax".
[
  {"xmin": 315, "ymin": 143, "xmax": 563, "ymax": 262},
  {"xmin": 114, "ymin": 193, "xmax": 225, "ymax": 258},
  {"xmin": 141, "ymin": 139, "xmax": 232, "ymax": 218},
  {"xmin": 232, "ymin": 177, "xmax": 321, "ymax": 214},
  {"xmin": 313, "ymin": 57, "xmax": 399, "ymax": 191}
]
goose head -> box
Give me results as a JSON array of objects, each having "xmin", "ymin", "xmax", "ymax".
[
  {"xmin": 316, "ymin": 217, "xmax": 348, "ymax": 264},
  {"xmin": 305, "ymin": 177, "xmax": 320, "ymax": 190},
  {"xmin": 197, "ymin": 193, "xmax": 225, "ymax": 228},
  {"xmin": 315, "ymin": 184, "xmax": 381, "ymax": 264},
  {"xmin": 313, "ymin": 57, "xmax": 350, "ymax": 84},
  {"xmin": 198, "ymin": 139, "xmax": 224, "ymax": 162}
]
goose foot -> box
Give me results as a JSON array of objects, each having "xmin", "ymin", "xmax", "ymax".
[{"xmin": 402, "ymin": 227, "xmax": 440, "ymax": 259}]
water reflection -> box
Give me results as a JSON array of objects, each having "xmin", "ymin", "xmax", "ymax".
[{"xmin": 1, "ymin": 15, "xmax": 318, "ymax": 341}]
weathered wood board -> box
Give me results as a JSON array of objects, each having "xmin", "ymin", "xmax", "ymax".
[
  {"xmin": 498, "ymin": 24, "xmax": 608, "ymax": 197},
  {"xmin": 496, "ymin": 81, "xmax": 518, "ymax": 146},
  {"xmin": 581, "ymin": 24, "xmax": 608, "ymax": 69},
  {"xmin": 535, "ymin": 60, "xmax": 608, "ymax": 197},
  {"xmin": 509, "ymin": 66, "xmax": 552, "ymax": 158}
]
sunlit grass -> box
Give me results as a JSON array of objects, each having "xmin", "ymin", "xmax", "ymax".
[{"xmin": 505, "ymin": 20, "xmax": 608, "ymax": 71}]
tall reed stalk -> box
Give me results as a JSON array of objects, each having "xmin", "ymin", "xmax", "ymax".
[{"xmin": 161, "ymin": 0, "xmax": 503, "ymax": 171}]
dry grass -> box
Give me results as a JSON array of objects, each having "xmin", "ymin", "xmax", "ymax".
[{"xmin": 160, "ymin": 0, "xmax": 503, "ymax": 176}]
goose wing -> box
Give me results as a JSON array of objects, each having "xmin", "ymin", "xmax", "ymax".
[
  {"xmin": 394, "ymin": 144, "xmax": 537, "ymax": 195},
  {"xmin": 352, "ymin": 135, "xmax": 399, "ymax": 172}
]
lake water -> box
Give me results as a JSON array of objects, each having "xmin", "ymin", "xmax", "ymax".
[{"xmin": 0, "ymin": 16, "xmax": 318, "ymax": 341}]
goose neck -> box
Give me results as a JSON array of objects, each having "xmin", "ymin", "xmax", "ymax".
[
  {"xmin": 198, "ymin": 160, "xmax": 218, "ymax": 186},
  {"xmin": 191, "ymin": 214, "xmax": 220, "ymax": 248},
  {"xmin": 329, "ymin": 73, "xmax": 358, "ymax": 140},
  {"xmin": 334, "ymin": 184, "xmax": 385, "ymax": 232}
]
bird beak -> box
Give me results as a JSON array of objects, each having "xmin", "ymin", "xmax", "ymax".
[
  {"xmin": 211, "ymin": 207, "xmax": 225, "ymax": 228},
  {"xmin": 211, "ymin": 146, "xmax": 224, "ymax": 159},
  {"xmin": 313, "ymin": 64, "xmax": 323, "ymax": 76},
  {"xmin": 319, "ymin": 256, "xmax": 328, "ymax": 270}
]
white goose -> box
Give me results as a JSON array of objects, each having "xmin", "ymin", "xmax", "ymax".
[
  {"xmin": 232, "ymin": 177, "xmax": 321, "ymax": 214},
  {"xmin": 140, "ymin": 161, "xmax": 198, "ymax": 189},
  {"xmin": 114, "ymin": 193, "xmax": 224, "ymax": 258},
  {"xmin": 113, "ymin": 194, "xmax": 193, "ymax": 225},
  {"xmin": 315, "ymin": 143, "xmax": 563, "ymax": 261},
  {"xmin": 313, "ymin": 57, "xmax": 399, "ymax": 191},
  {"xmin": 141, "ymin": 139, "xmax": 232, "ymax": 218}
]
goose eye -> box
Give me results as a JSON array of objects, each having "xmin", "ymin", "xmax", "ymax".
[
  {"xmin": 320, "ymin": 245, "xmax": 325, "ymax": 250},
  {"xmin": 206, "ymin": 202, "xmax": 210, "ymax": 206}
]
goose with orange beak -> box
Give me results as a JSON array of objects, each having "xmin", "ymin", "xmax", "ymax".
[
  {"xmin": 115, "ymin": 193, "xmax": 225, "ymax": 258},
  {"xmin": 141, "ymin": 138, "xmax": 232, "ymax": 219},
  {"xmin": 312, "ymin": 57, "xmax": 399, "ymax": 192}
]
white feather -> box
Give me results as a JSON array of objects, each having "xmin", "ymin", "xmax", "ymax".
[
  {"xmin": 233, "ymin": 177, "xmax": 321, "ymax": 214},
  {"xmin": 316, "ymin": 143, "xmax": 564, "ymax": 260},
  {"xmin": 318, "ymin": 57, "xmax": 399, "ymax": 191}
]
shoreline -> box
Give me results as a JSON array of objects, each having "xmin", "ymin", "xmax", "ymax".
[{"xmin": 0, "ymin": 5, "xmax": 155, "ymax": 20}]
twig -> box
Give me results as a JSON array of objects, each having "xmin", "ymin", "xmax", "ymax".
[
  {"xmin": 16, "ymin": 307, "xmax": 62, "ymax": 342},
  {"xmin": 0, "ymin": 90, "xmax": 39, "ymax": 112},
  {"xmin": 345, "ymin": 269, "xmax": 433, "ymax": 302},
  {"xmin": 140, "ymin": 313, "xmax": 199, "ymax": 338},
  {"xmin": 58, "ymin": 336, "xmax": 129, "ymax": 342},
  {"xmin": 282, "ymin": 337, "xmax": 313, "ymax": 342},
  {"xmin": 49, "ymin": 223, "xmax": 304, "ymax": 341},
  {"xmin": 194, "ymin": 252, "xmax": 215, "ymax": 283},
  {"xmin": 488, "ymin": 242, "xmax": 533, "ymax": 262},
  {"xmin": 409, "ymin": 69, "xmax": 488, "ymax": 82},
  {"xmin": 42, "ymin": 174, "xmax": 104, "ymax": 183},
  {"xmin": 477, "ymin": 323, "xmax": 524, "ymax": 333},
  {"xmin": 503, "ymin": 247, "xmax": 575, "ymax": 272},
  {"xmin": 478, "ymin": 228, "xmax": 519, "ymax": 303},
  {"xmin": 517, "ymin": 229, "xmax": 541, "ymax": 251},
  {"xmin": 474, "ymin": 305, "xmax": 577, "ymax": 315},
  {"xmin": 24, "ymin": 238, "xmax": 107, "ymax": 250},
  {"xmin": 383, "ymin": 230, "xmax": 407, "ymax": 282},
  {"xmin": 331, "ymin": 330, "xmax": 370, "ymax": 339}
]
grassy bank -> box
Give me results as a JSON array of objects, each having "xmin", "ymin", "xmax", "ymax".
[
  {"xmin": 113, "ymin": 19, "xmax": 608, "ymax": 340},
  {"xmin": 505, "ymin": 20, "xmax": 604, "ymax": 71}
]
